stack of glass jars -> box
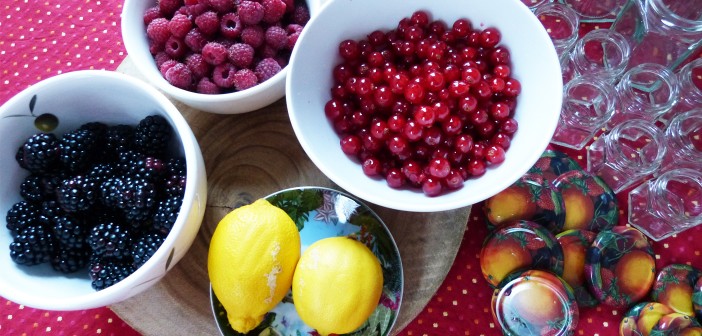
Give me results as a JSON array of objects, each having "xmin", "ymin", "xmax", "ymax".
[{"xmin": 529, "ymin": 0, "xmax": 702, "ymax": 240}]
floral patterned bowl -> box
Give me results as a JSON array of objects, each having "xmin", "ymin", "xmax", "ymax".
[{"xmin": 210, "ymin": 186, "xmax": 404, "ymax": 335}]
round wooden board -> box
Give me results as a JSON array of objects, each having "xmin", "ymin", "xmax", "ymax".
[{"xmin": 109, "ymin": 57, "xmax": 471, "ymax": 335}]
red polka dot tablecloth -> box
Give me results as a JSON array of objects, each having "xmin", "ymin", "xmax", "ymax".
[{"xmin": 2, "ymin": 1, "xmax": 702, "ymax": 336}]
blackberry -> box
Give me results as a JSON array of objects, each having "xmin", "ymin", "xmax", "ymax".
[
  {"xmin": 52, "ymin": 214, "xmax": 89, "ymax": 249},
  {"xmin": 86, "ymin": 162, "xmax": 118, "ymax": 186},
  {"xmin": 21, "ymin": 133, "xmax": 60, "ymax": 173},
  {"xmin": 104, "ymin": 125, "xmax": 135, "ymax": 157},
  {"xmin": 78, "ymin": 122, "xmax": 108, "ymax": 139},
  {"xmin": 6, "ymin": 200, "xmax": 39, "ymax": 235},
  {"xmin": 99, "ymin": 177, "xmax": 126, "ymax": 208},
  {"xmin": 51, "ymin": 246, "xmax": 91, "ymax": 273},
  {"xmin": 120, "ymin": 178, "xmax": 158, "ymax": 224},
  {"xmin": 165, "ymin": 157, "xmax": 186, "ymax": 176},
  {"xmin": 132, "ymin": 232, "xmax": 166, "ymax": 268},
  {"xmin": 87, "ymin": 221, "xmax": 133, "ymax": 259},
  {"xmin": 41, "ymin": 199, "xmax": 64, "ymax": 219},
  {"xmin": 164, "ymin": 174, "xmax": 187, "ymax": 198},
  {"xmin": 38, "ymin": 171, "xmax": 67, "ymax": 199},
  {"xmin": 152, "ymin": 196, "xmax": 182, "ymax": 234},
  {"xmin": 89, "ymin": 255, "xmax": 135, "ymax": 291},
  {"xmin": 126, "ymin": 157, "xmax": 166, "ymax": 182},
  {"xmin": 58, "ymin": 129, "xmax": 99, "ymax": 173},
  {"xmin": 20, "ymin": 174, "xmax": 44, "ymax": 202},
  {"xmin": 56, "ymin": 175, "xmax": 97, "ymax": 213},
  {"xmin": 134, "ymin": 115, "xmax": 172, "ymax": 156},
  {"xmin": 116, "ymin": 149, "xmax": 145, "ymax": 173},
  {"xmin": 9, "ymin": 225, "xmax": 55, "ymax": 266},
  {"xmin": 15, "ymin": 145, "xmax": 28, "ymax": 170}
]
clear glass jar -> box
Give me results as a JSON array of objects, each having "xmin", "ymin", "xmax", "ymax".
[
  {"xmin": 659, "ymin": 58, "xmax": 702, "ymax": 125},
  {"xmin": 628, "ymin": 168, "xmax": 702, "ymax": 241},
  {"xmin": 606, "ymin": 63, "xmax": 679, "ymax": 129},
  {"xmin": 659, "ymin": 109, "xmax": 702, "ymax": 174},
  {"xmin": 621, "ymin": 0, "xmax": 702, "ymax": 70},
  {"xmin": 570, "ymin": 29, "xmax": 632, "ymax": 83},
  {"xmin": 551, "ymin": 75, "xmax": 617, "ymax": 149},
  {"xmin": 523, "ymin": 0, "xmax": 552, "ymax": 11},
  {"xmin": 587, "ymin": 118, "xmax": 666, "ymax": 193},
  {"xmin": 559, "ymin": 0, "xmax": 629, "ymax": 23},
  {"xmin": 535, "ymin": 3, "xmax": 580, "ymax": 64}
]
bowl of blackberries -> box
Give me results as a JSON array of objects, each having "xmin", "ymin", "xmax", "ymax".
[
  {"xmin": 122, "ymin": 0, "xmax": 312, "ymax": 114},
  {"xmin": 286, "ymin": 0, "xmax": 563, "ymax": 211},
  {"xmin": 0, "ymin": 70, "xmax": 207, "ymax": 310}
]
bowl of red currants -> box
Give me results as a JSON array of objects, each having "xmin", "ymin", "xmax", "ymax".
[
  {"xmin": 286, "ymin": 0, "xmax": 564, "ymax": 212},
  {"xmin": 0, "ymin": 70, "xmax": 207, "ymax": 310},
  {"xmin": 122, "ymin": 0, "xmax": 313, "ymax": 114}
]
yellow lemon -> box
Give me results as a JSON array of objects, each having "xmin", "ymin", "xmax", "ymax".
[
  {"xmin": 208, "ymin": 199, "xmax": 300, "ymax": 334},
  {"xmin": 292, "ymin": 236, "xmax": 383, "ymax": 336}
]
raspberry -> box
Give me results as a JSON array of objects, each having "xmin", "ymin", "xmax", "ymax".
[
  {"xmin": 241, "ymin": 25, "xmax": 265, "ymax": 48},
  {"xmin": 233, "ymin": 69, "xmax": 259, "ymax": 91},
  {"xmin": 158, "ymin": 0, "xmax": 183, "ymax": 17},
  {"xmin": 159, "ymin": 59, "xmax": 179, "ymax": 77},
  {"xmin": 143, "ymin": 6, "xmax": 163, "ymax": 25},
  {"xmin": 286, "ymin": 23, "xmax": 303, "ymax": 34},
  {"xmin": 154, "ymin": 52, "xmax": 172, "ymax": 68},
  {"xmin": 186, "ymin": 53, "xmax": 212, "ymax": 79},
  {"xmin": 274, "ymin": 54, "xmax": 289, "ymax": 68},
  {"xmin": 238, "ymin": 1, "xmax": 265, "ymax": 25},
  {"xmin": 196, "ymin": 77, "xmax": 222, "ymax": 94},
  {"xmin": 184, "ymin": 28, "xmax": 208, "ymax": 53},
  {"xmin": 212, "ymin": 63, "xmax": 238, "ymax": 88},
  {"xmin": 149, "ymin": 40, "xmax": 164, "ymax": 55},
  {"xmin": 265, "ymin": 25, "xmax": 287, "ymax": 50},
  {"xmin": 195, "ymin": 11, "xmax": 220, "ymax": 36},
  {"xmin": 255, "ymin": 57, "xmax": 282, "ymax": 82},
  {"xmin": 282, "ymin": 0, "xmax": 294, "ymax": 13},
  {"xmin": 202, "ymin": 42, "xmax": 229, "ymax": 65},
  {"xmin": 165, "ymin": 36, "xmax": 187, "ymax": 59},
  {"xmin": 258, "ymin": 44, "xmax": 278, "ymax": 59},
  {"xmin": 168, "ymin": 13, "xmax": 192, "ymax": 38},
  {"xmin": 220, "ymin": 12, "xmax": 242, "ymax": 40},
  {"xmin": 228, "ymin": 43, "xmax": 255, "ymax": 68},
  {"xmin": 208, "ymin": 0, "xmax": 234, "ymax": 13},
  {"xmin": 287, "ymin": 31, "xmax": 300, "ymax": 50},
  {"xmin": 164, "ymin": 62, "xmax": 194, "ymax": 89},
  {"xmin": 262, "ymin": 0, "xmax": 287, "ymax": 23},
  {"xmin": 185, "ymin": 3, "xmax": 209, "ymax": 16},
  {"xmin": 146, "ymin": 17, "xmax": 171, "ymax": 46},
  {"xmin": 292, "ymin": 4, "xmax": 310, "ymax": 25}
]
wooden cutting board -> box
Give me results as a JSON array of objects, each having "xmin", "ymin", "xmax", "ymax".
[{"xmin": 109, "ymin": 57, "xmax": 471, "ymax": 335}]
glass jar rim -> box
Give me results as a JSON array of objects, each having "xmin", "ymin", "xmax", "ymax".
[{"xmin": 648, "ymin": 0, "xmax": 702, "ymax": 32}]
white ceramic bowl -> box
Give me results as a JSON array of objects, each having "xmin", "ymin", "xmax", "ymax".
[
  {"xmin": 0, "ymin": 70, "xmax": 207, "ymax": 310},
  {"xmin": 287, "ymin": 0, "xmax": 563, "ymax": 212},
  {"xmin": 121, "ymin": 0, "xmax": 315, "ymax": 114}
]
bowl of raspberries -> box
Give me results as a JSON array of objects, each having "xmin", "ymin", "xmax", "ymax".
[
  {"xmin": 122, "ymin": 0, "xmax": 312, "ymax": 114},
  {"xmin": 0, "ymin": 70, "xmax": 207, "ymax": 310},
  {"xmin": 286, "ymin": 0, "xmax": 563, "ymax": 211}
]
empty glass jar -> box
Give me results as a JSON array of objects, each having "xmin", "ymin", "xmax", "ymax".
[
  {"xmin": 535, "ymin": 3, "xmax": 581, "ymax": 65},
  {"xmin": 559, "ymin": 0, "xmax": 629, "ymax": 23},
  {"xmin": 551, "ymin": 75, "xmax": 617, "ymax": 149},
  {"xmin": 613, "ymin": 0, "xmax": 702, "ymax": 70},
  {"xmin": 659, "ymin": 58, "xmax": 702, "ymax": 125},
  {"xmin": 569, "ymin": 29, "xmax": 632, "ymax": 83},
  {"xmin": 587, "ymin": 118, "xmax": 666, "ymax": 193},
  {"xmin": 628, "ymin": 168, "xmax": 702, "ymax": 241},
  {"xmin": 659, "ymin": 109, "xmax": 702, "ymax": 174},
  {"xmin": 606, "ymin": 63, "xmax": 679, "ymax": 129}
]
